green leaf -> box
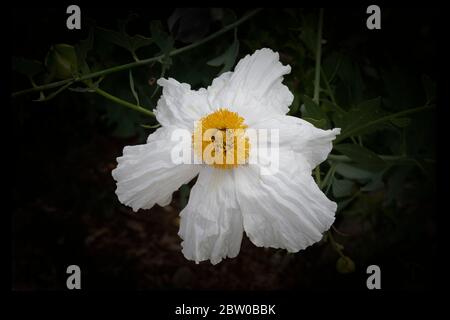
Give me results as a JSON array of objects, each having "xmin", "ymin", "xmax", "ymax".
[
  {"xmin": 75, "ymin": 28, "xmax": 94, "ymax": 75},
  {"xmin": 96, "ymin": 27, "xmax": 129, "ymax": 50},
  {"xmin": 207, "ymin": 39, "xmax": 239, "ymax": 75},
  {"xmin": 150, "ymin": 20, "xmax": 174, "ymax": 55},
  {"xmin": 337, "ymin": 56, "xmax": 365, "ymax": 104},
  {"xmin": 288, "ymin": 93, "xmax": 300, "ymax": 115},
  {"xmin": 337, "ymin": 197, "xmax": 356, "ymax": 213},
  {"xmin": 390, "ymin": 117, "xmax": 411, "ymax": 128},
  {"xmin": 179, "ymin": 184, "xmax": 191, "ymax": 210},
  {"xmin": 338, "ymin": 97, "xmax": 388, "ymax": 138},
  {"xmin": 360, "ymin": 172, "xmax": 384, "ymax": 192},
  {"xmin": 322, "ymin": 99, "xmax": 345, "ymax": 114},
  {"xmin": 332, "ymin": 178, "xmax": 354, "ymax": 198},
  {"xmin": 129, "ymin": 34, "xmax": 154, "ymax": 52},
  {"xmin": 167, "ymin": 8, "xmax": 211, "ymax": 44},
  {"xmin": 299, "ymin": 16, "xmax": 316, "ymax": 55},
  {"xmin": 331, "ymin": 108, "xmax": 348, "ymax": 130},
  {"xmin": 96, "ymin": 26, "xmax": 152, "ymax": 54},
  {"xmin": 322, "ymin": 52, "xmax": 342, "ymax": 82},
  {"xmin": 12, "ymin": 57, "xmax": 43, "ymax": 77},
  {"xmin": 303, "ymin": 117, "xmax": 327, "ymax": 129},
  {"xmin": 347, "ymin": 97, "xmax": 382, "ymax": 127},
  {"xmin": 334, "ymin": 162, "xmax": 374, "ymax": 181},
  {"xmin": 301, "ymin": 95, "xmax": 328, "ymax": 129},
  {"xmin": 334, "ymin": 143, "xmax": 386, "ymax": 172},
  {"xmin": 301, "ymin": 95, "xmax": 326, "ymax": 120}
]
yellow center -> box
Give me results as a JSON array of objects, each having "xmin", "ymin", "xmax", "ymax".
[{"xmin": 193, "ymin": 108, "xmax": 250, "ymax": 169}]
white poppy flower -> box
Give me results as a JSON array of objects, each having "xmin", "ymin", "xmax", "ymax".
[{"xmin": 112, "ymin": 48, "xmax": 341, "ymax": 265}]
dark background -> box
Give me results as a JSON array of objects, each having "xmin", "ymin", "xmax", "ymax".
[{"xmin": 12, "ymin": 7, "xmax": 439, "ymax": 290}]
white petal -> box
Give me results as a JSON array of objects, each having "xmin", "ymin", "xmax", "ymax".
[
  {"xmin": 179, "ymin": 167, "xmax": 243, "ymax": 264},
  {"xmin": 154, "ymin": 78, "xmax": 212, "ymax": 130},
  {"xmin": 112, "ymin": 127, "xmax": 200, "ymax": 212},
  {"xmin": 206, "ymin": 71, "xmax": 232, "ymax": 107},
  {"xmin": 207, "ymin": 48, "xmax": 293, "ymax": 124},
  {"xmin": 235, "ymin": 149, "xmax": 336, "ymax": 252},
  {"xmin": 157, "ymin": 194, "xmax": 172, "ymax": 207},
  {"xmin": 252, "ymin": 115, "xmax": 341, "ymax": 170}
]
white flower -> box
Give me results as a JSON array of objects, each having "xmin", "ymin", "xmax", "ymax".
[{"xmin": 112, "ymin": 48, "xmax": 341, "ymax": 265}]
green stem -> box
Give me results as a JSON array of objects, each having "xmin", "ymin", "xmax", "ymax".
[
  {"xmin": 320, "ymin": 163, "xmax": 336, "ymax": 190},
  {"xmin": 315, "ymin": 167, "xmax": 321, "ymax": 186},
  {"xmin": 131, "ymin": 51, "xmax": 140, "ymax": 62},
  {"xmin": 337, "ymin": 190, "xmax": 361, "ymax": 214},
  {"xmin": 325, "ymin": 176, "xmax": 333, "ymax": 195},
  {"xmin": 312, "ymin": 8, "xmax": 324, "ymax": 183},
  {"xmin": 328, "ymin": 231, "xmax": 345, "ymax": 258},
  {"xmin": 12, "ymin": 9, "xmax": 262, "ymax": 98},
  {"xmin": 334, "ymin": 105, "xmax": 435, "ymax": 144},
  {"xmin": 358, "ymin": 136, "xmax": 363, "ymax": 146},
  {"xmin": 35, "ymin": 80, "xmax": 74, "ymax": 102},
  {"xmin": 320, "ymin": 67, "xmax": 338, "ymax": 106},
  {"xmin": 129, "ymin": 70, "xmax": 140, "ymax": 106},
  {"xmin": 327, "ymin": 153, "xmax": 435, "ymax": 164},
  {"xmin": 151, "ymin": 63, "xmax": 167, "ymax": 99},
  {"xmin": 313, "ymin": 8, "xmax": 323, "ymax": 105},
  {"xmin": 327, "ymin": 54, "xmax": 342, "ymax": 83},
  {"xmin": 141, "ymin": 123, "xmax": 161, "ymax": 129},
  {"xmin": 87, "ymin": 83, "xmax": 155, "ymax": 118}
]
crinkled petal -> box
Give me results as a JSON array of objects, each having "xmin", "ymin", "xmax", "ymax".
[
  {"xmin": 207, "ymin": 48, "xmax": 293, "ymax": 124},
  {"xmin": 112, "ymin": 127, "xmax": 200, "ymax": 212},
  {"xmin": 179, "ymin": 167, "xmax": 243, "ymax": 264},
  {"xmin": 251, "ymin": 115, "xmax": 341, "ymax": 170},
  {"xmin": 154, "ymin": 78, "xmax": 212, "ymax": 130},
  {"xmin": 235, "ymin": 149, "xmax": 336, "ymax": 252}
]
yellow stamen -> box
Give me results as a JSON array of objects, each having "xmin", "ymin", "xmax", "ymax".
[{"xmin": 193, "ymin": 108, "xmax": 250, "ymax": 169}]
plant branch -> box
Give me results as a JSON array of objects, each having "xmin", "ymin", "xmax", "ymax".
[
  {"xmin": 150, "ymin": 63, "xmax": 167, "ymax": 99},
  {"xmin": 86, "ymin": 82, "xmax": 155, "ymax": 118},
  {"xmin": 313, "ymin": 8, "xmax": 323, "ymax": 105},
  {"xmin": 313, "ymin": 8, "xmax": 324, "ymax": 184},
  {"xmin": 334, "ymin": 105, "xmax": 435, "ymax": 144},
  {"xmin": 327, "ymin": 231, "xmax": 345, "ymax": 258},
  {"xmin": 321, "ymin": 67, "xmax": 338, "ymax": 106},
  {"xmin": 129, "ymin": 70, "xmax": 140, "ymax": 106},
  {"xmin": 12, "ymin": 8, "xmax": 262, "ymax": 98},
  {"xmin": 320, "ymin": 163, "xmax": 336, "ymax": 190},
  {"xmin": 34, "ymin": 80, "xmax": 74, "ymax": 102},
  {"xmin": 327, "ymin": 153, "xmax": 435, "ymax": 164}
]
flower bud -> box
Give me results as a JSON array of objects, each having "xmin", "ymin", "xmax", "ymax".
[
  {"xmin": 336, "ymin": 256, "xmax": 355, "ymax": 274},
  {"xmin": 45, "ymin": 44, "xmax": 78, "ymax": 79}
]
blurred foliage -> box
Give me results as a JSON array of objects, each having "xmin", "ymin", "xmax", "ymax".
[{"xmin": 12, "ymin": 8, "xmax": 437, "ymax": 289}]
